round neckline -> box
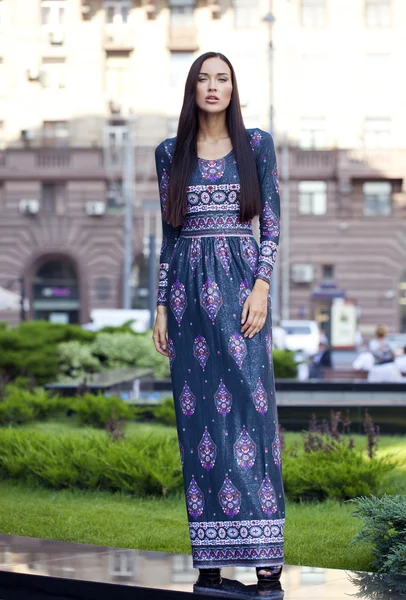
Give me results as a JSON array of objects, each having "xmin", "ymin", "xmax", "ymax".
[{"xmin": 197, "ymin": 148, "xmax": 234, "ymax": 162}]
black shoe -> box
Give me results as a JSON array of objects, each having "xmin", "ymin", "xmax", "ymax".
[
  {"xmin": 256, "ymin": 566, "xmax": 283, "ymax": 595},
  {"xmin": 194, "ymin": 567, "xmax": 222, "ymax": 590}
]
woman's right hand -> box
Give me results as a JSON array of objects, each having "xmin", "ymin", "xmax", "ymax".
[{"xmin": 152, "ymin": 306, "xmax": 169, "ymax": 357}]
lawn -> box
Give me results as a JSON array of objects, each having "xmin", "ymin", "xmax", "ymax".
[
  {"xmin": 0, "ymin": 419, "xmax": 403, "ymax": 572},
  {"xmin": 0, "ymin": 479, "xmax": 371, "ymax": 572}
]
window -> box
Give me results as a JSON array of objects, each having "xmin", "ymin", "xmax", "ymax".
[
  {"xmin": 104, "ymin": 121, "xmax": 128, "ymax": 167},
  {"xmin": 41, "ymin": 1, "xmax": 66, "ymax": 27},
  {"xmin": 109, "ymin": 551, "xmax": 134, "ymax": 577},
  {"xmin": 322, "ymin": 264, "xmax": 334, "ymax": 279},
  {"xmin": 299, "ymin": 117, "xmax": 326, "ymax": 149},
  {"xmin": 365, "ymin": 0, "xmax": 391, "ymax": 27},
  {"xmin": 170, "ymin": 6, "xmax": 194, "ymax": 27},
  {"xmin": 364, "ymin": 118, "xmax": 391, "ymax": 148},
  {"xmin": 363, "ymin": 181, "xmax": 392, "ymax": 216},
  {"xmin": 233, "ymin": 0, "xmax": 259, "ymax": 29},
  {"xmin": 41, "ymin": 183, "xmax": 65, "ymax": 216},
  {"xmin": 169, "ymin": 52, "xmax": 194, "ymax": 110},
  {"xmin": 104, "ymin": 0, "xmax": 130, "ymax": 25},
  {"xmin": 40, "ymin": 58, "xmax": 66, "ymax": 89},
  {"xmin": 298, "ymin": 181, "xmax": 327, "ymax": 215},
  {"xmin": 105, "ymin": 54, "xmax": 130, "ymax": 96},
  {"xmin": 42, "ymin": 121, "xmax": 69, "ymax": 147},
  {"xmin": 301, "ymin": 0, "xmax": 326, "ymax": 27}
]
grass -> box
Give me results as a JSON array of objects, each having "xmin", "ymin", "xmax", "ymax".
[
  {"xmin": 1, "ymin": 419, "xmax": 403, "ymax": 571},
  {"xmin": 0, "ymin": 479, "xmax": 372, "ymax": 572}
]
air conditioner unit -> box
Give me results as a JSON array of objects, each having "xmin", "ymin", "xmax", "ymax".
[
  {"xmin": 49, "ymin": 30, "xmax": 64, "ymax": 45},
  {"xmin": 19, "ymin": 199, "xmax": 40, "ymax": 215},
  {"xmin": 86, "ymin": 201, "xmax": 106, "ymax": 216},
  {"xmin": 21, "ymin": 129, "xmax": 36, "ymax": 141},
  {"xmin": 27, "ymin": 67, "xmax": 40, "ymax": 81},
  {"xmin": 291, "ymin": 264, "xmax": 314, "ymax": 283}
]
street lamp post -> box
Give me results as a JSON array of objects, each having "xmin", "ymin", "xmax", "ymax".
[
  {"xmin": 122, "ymin": 113, "xmax": 135, "ymax": 310},
  {"xmin": 263, "ymin": 10, "xmax": 279, "ymax": 322}
]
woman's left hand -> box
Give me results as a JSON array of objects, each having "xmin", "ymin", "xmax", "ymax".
[{"xmin": 241, "ymin": 280, "xmax": 269, "ymax": 339}]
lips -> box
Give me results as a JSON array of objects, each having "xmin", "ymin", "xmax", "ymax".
[{"xmin": 205, "ymin": 95, "xmax": 219, "ymax": 101}]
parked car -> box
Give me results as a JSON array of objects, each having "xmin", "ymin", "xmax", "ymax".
[{"xmin": 280, "ymin": 320, "xmax": 320, "ymax": 355}]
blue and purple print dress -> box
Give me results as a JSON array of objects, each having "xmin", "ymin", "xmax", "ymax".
[{"xmin": 155, "ymin": 128, "xmax": 285, "ymax": 569}]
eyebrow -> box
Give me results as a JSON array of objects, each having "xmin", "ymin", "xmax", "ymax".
[{"xmin": 199, "ymin": 72, "xmax": 230, "ymax": 76}]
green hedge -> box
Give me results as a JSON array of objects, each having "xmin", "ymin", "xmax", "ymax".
[
  {"xmin": 0, "ymin": 321, "xmax": 297, "ymax": 384},
  {"xmin": 282, "ymin": 440, "xmax": 396, "ymax": 502},
  {"xmin": 0, "ymin": 428, "xmax": 182, "ymax": 497}
]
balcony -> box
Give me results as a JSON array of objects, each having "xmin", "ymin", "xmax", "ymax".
[
  {"xmin": 288, "ymin": 148, "xmax": 338, "ymax": 179},
  {"xmin": 103, "ymin": 28, "xmax": 135, "ymax": 52},
  {"xmin": 168, "ymin": 26, "xmax": 198, "ymax": 51}
]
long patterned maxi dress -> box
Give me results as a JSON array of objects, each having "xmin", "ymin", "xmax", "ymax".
[{"xmin": 155, "ymin": 128, "xmax": 285, "ymax": 569}]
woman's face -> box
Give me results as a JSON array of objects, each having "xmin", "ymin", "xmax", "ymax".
[{"xmin": 196, "ymin": 57, "xmax": 233, "ymax": 114}]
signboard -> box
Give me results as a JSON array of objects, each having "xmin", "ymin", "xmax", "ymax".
[{"xmin": 331, "ymin": 298, "xmax": 357, "ymax": 349}]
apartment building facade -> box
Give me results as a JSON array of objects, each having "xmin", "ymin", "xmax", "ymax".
[
  {"xmin": 272, "ymin": 0, "xmax": 406, "ymax": 338},
  {"xmin": 0, "ymin": 0, "xmax": 405, "ymax": 338}
]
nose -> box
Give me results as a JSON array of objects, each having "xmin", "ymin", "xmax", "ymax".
[{"xmin": 208, "ymin": 79, "xmax": 217, "ymax": 92}]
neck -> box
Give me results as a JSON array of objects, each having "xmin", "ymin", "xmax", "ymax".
[{"xmin": 197, "ymin": 110, "xmax": 229, "ymax": 142}]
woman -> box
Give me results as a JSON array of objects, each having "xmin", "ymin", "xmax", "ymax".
[{"xmin": 152, "ymin": 52, "xmax": 285, "ymax": 594}]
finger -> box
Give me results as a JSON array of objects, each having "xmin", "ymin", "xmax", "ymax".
[
  {"xmin": 158, "ymin": 329, "xmax": 169, "ymax": 355},
  {"xmin": 241, "ymin": 314, "xmax": 253, "ymax": 334},
  {"xmin": 243, "ymin": 313, "xmax": 260, "ymax": 337},
  {"xmin": 241, "ymin": 300, "xmax": 249, "ymax": 326}
]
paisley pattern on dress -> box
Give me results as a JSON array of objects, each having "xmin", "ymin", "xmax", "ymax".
[
  {"xmin": 198, "ymin": 427, "xmax": 217, "ymax": 471},
  {"xmin": 168, "ymin": 337, "xmax": 176, "ymax": 369},
  {"xmin": 228, "ymin": 333, "xmax": 247, "ymax": 369},
  {"xmin": 265, "ymin": 332, "xmax": 273, "ymax": 370},
  {"xmin": 200, "ymin": 279, "xmax": 223, "ymax": 324},
  {"xmin": 214, "ymin": 380, "xmax": 233, "ymax": 416},
  {"xmin": 169, "ymin": 280, "xmax": 187, "ymax": 325},
  {"xmin": 188, "ymin": 237, "xmax": 202, "ymax": 275},
  {"xmin": 262, "ymin": 203, "xmax": 280, "ymax": 240},
  {"xmin": 199, "ymin": 158, "xmax": 226, "ymax": 182},
  {"xmin": 218, "ymin": 475, "xmax": 242, "ymax": 517},
  {"xmin": 272, "ymin": 429, "xmax": 282, "ymax": 468},
  {"xmin": 252, "ymin": 378, "xmax": 268, "ymax": 415},
  {"xmin": 193, "ymin": 334, "xmax": 210, "ymax": 370},
  {"xmin": 180, "ymin": 381, "xmax": 196, "ymax": 418},
  {"xmin": 239, "ymin": 279, "xmax": 251, "ymax": 307},
  {"xmin": 258, "ymin": 475, "xmax": 278, "ymax": 516},
  {"xmin": 240, "ymin": 236, "xmax": 258, "ymax": 272},
  {"xmin": 234, "ymin": 426, "xmax": 257, "ymax": 471},
  {"xmin": 187, "ymin": 476, "xmax": 204, "ymax": 519},
  {"xmin": 214, "ymin": 236, "xmax": 232, "ymax": 275}
]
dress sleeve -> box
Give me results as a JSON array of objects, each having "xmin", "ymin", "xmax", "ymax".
[
  {"xmin": 254, "ymin": 131, "xmax": 281, "ymax": 287},
  {"xmin": 155, "ymin": 142, "xmax": 182, "ymax": 307}
]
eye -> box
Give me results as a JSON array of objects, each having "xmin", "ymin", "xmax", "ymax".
[
  {"xmin": 198, "ymin": 77, "xmax": 207, "ymax": 82},
  {"xmin": 219, "ymin": 78, "xmax": 228, "ymax": 82}
]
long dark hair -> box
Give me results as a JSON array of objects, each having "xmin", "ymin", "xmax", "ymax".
[{"xmin": 164, "ymin": 51, "xmax": 261, "ymax": 227}]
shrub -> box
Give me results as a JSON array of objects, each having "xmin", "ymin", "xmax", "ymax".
[
  {"xmin": 0, "ymin": 385, "xmax": 55, "ymax": 425},
  {"xmin": 272, "ymin": 349, "xmax": 297, "ymax": 379},
  {"xmin": 349, "ymin": 495, "xmax": 406, "ymax": 575},
  {"xmin": 58, "ymin": 341, "xmax": 102, "ymax": 379},
  {"xmin": 0, "ymin": 321, "xmax": 95, "ymax": 384},
  {"xmin": 69, "ymin": 393, "xmax": 131, "ymax": 428},
  {"xmin": 0, "ymin": 427, "xmax": 183, "ymax": 497},
  {"xmin": 283, "ymin": 410, "xmax": 398, "ymax": 502},
  {"xmin": 283, "ymin": 444, "xmax": 396, "ymax": 502}
]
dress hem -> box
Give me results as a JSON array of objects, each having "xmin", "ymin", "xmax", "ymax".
[{"xmin": 193, "ymin": 560, "xmax": 285, "ymax": 569}]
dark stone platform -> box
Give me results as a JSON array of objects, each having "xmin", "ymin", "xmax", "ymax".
[{"xmin": 0, "ymin": 534, "xmax": 403, "ymax": 599}]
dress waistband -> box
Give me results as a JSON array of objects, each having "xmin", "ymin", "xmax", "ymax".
[{"xmin": 179, "ymin": 214, "xmax": 253, "ymax": 238}]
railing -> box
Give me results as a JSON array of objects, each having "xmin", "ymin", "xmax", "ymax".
[{"xmin": 36, "ymin": 151, "xmax": 71, "ymax": 168}]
